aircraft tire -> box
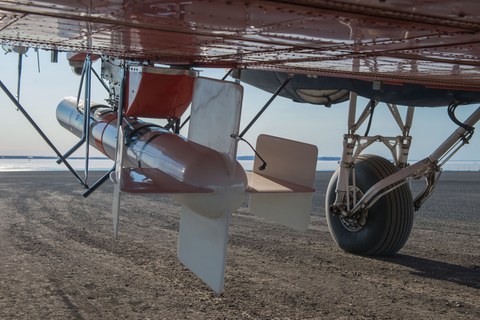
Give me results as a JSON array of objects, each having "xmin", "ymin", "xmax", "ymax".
[{"xmin": 325, "ymin": 154, "xmax": 413, "ymax": 256}]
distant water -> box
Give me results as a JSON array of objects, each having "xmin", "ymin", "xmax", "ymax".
[
  {"xmin": 0, "ymin": 156, "xmax": 478, "ymax": 172},
  {"xmin": 241, "ymin": 159, "xmax": 480, "ymax": 171},
  {"xmin": 0, "ymin": 157, "xmax": 114, "ymax": 172}
]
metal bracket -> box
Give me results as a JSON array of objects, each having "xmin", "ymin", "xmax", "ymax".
[
  {"xmin": 55, "ymin": 54, "xmax": 94, "ymax": 185},
  {"xmin": 413, "ymin": 170, "xmax": 442, "ymax": 211},
  {"xmin": 333, "ymin": 93, "xmax": 415, "ymax": 213}
]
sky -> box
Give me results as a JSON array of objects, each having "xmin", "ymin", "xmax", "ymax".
[{"xmin": 0, "ymin": 50, "xmax": 478, "ymax": 161}]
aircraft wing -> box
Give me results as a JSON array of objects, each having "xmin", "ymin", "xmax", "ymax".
[{"xmin": 1, "ymin": 0, "xmax": 480, "ymax": 90}]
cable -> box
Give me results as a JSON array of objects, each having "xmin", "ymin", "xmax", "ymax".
[
  {"xmin": 448, "ymin": 102, "xmax": 475, "ymax": 135},
  {"xmin": 363, "ymin": 99, "xmax": 376, "ymax": 136},
  {"xmin": 230, "ymin": 134, "xmax": 267, "ymax": 171},
  {"xmin": 124, "ymin": 123, "xmax": 165, "ymax": 146}
]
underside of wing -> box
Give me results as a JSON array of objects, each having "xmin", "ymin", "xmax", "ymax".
[{"xmin": 1, "ymin": 1, "xmax": 480, "ymax": 90}]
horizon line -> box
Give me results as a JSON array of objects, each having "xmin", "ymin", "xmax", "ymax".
[{"xmin": 1, "ymin": 155, "xmax": 479, "ymax": 162}]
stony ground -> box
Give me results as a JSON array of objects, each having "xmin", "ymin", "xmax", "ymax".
[{"xmin": 0, "ymin": 171, "xmax": 479, "ymax": 319}]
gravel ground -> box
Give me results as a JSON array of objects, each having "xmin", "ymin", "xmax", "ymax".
[{"xmin": 0, "ymin": 171, "xmax": 478, "ymax": 319}]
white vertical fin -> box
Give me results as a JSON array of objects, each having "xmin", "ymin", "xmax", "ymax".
[
  {"xmin": 177, "ymin": 77, "xmax": 243, "ymax": 293},
  {"xmin": 188, "ymin": 77, "xmax": 243, "ymax": 173},
  {"xmin": 112, "ymin": 183, "xmax": 121, "ymax": 238},
  {"xmin": 178, "ymin": 208, "xmax": 230, "ymax": 294},
  {"xmin": 112, "ymin": 125, "xmax": 126, "ymax": 238}
]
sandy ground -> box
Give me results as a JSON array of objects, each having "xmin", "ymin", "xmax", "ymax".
[{"xmin": 0, "ymin": 171, "xmax": 478, "ymax": 320}]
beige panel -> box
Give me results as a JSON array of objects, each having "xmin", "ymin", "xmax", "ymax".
[
  {"xmin": 247, "ymin": 135, "xmax": 318, "ymax": 231},
  {"xmin": 249, "ymin": 193, "xmax": 312, "ymax": 232},
  {"xmin": 253, "ymin": 134, "xmax": 317, "ymax": 189},
  {"xmin": 246, "ymin": 172, "xmax": 314, "ymax": 193}
]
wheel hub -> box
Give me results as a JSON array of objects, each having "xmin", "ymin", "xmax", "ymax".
[{"xmin": 339, "ymin": 187, "xmax": 368, "ymax": 232}]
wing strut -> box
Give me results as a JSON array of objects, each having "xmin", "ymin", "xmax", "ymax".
[
  {"xmin": 239, "ymin": 74, "xmax": 292, "ymax": 138},
  {"xmin": 56, "ymin": 54, "xmax": 117, "ymax": 197},
  {"xmin": 0, "ymin": 79, "xmax": 87, "ymax": 187},
  {"xmin": 16, "ymin": 49, "xmax": 23, "ymax": 102},
  {"xmin": 56, "ymin": 54, "xmax": 93, "ymax": 173}
]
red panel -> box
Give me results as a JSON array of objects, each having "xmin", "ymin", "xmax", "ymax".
[
  {"xmin": 67, "ymin": 52, "xmax": 100, "ymax": 62},
  {"xmin": 125, "ymin": 72, "xmax": 195, "ymax": 119}
]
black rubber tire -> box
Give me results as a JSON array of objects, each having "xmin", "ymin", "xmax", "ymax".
[{"xmin": 326, "ymin": 155, "xmax": 414, "ymax": 256}]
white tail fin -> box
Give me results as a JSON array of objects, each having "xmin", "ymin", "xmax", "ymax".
[
  {"xmin": 187, "ymin": 76, "xmax": 243, "ymax": 174},
  {"xmin": 178, "ymin": 207, "xmax": 230, "ymax": 294},
  {"xmin": 112, "ymin": 123, "xmax": 126, "ymax": 238},
  {"xmin": 177, "ymin": 77, "xmax": 243, "ymax": 293},
  {"xmin": 247, "ymin": 134, "xmax": 318, "ymax": 231}
]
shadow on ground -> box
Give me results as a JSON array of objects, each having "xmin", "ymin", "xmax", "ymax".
[{"xmin": 377, "ymin": 254, "xmax": 480, "ymax": 289}]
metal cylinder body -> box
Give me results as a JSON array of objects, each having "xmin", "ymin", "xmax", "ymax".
[{"xmin": 57, "ymin": 97, "xmax": 247, "ymax": 217}]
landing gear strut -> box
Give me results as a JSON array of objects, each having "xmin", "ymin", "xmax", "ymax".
[{"xmin": 326, "ymin": 92, "xmax": 480, "ymax": 255}]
